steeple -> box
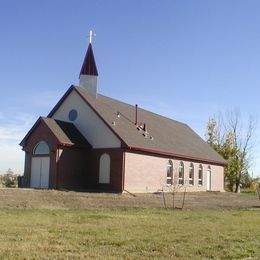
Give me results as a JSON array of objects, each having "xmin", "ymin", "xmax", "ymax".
[
  {"xmin": 79, "ymin": 31, "xmax": 98, "ymax": 98},
  {"xmin": 79, "ymin": 43, "xmax": 98, "ymax": 76}
]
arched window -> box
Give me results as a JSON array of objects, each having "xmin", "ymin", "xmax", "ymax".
[
  {"xmin": 198, "ymin": 164, "xmax": 203, "ymax": 186},
  {"xmin": 33, "ymin": 141, "xmax": 50, "ymax": 155},
  {"xmin": 99, "ymin": 153, "xmax": 110, "ymax": 184},
  {"xmin": 189, "ymin": 163, "xmax": 194, "ymax": 186},
  {"xmin": 166, "ymin": 160, "xmax": 173, "ymax": 185},
  {"xmin": 207, "ymin": 165, "xmax": 211, "ymax": 191},
  {"xmin": 178, "ymin": 161, "xmax": 184, "ymax": 185}
]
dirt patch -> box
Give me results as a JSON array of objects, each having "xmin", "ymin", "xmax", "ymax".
[{"xmin": 0, "ymin": 188, "xmax": 259, "ymax": 210}]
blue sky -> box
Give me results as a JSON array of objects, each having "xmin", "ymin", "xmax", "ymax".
[{"xmin": 0, "ymin": 0, "xmax": 259, "ymax": 176}]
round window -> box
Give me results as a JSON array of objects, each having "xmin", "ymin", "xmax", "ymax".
[{"xmin": 68, "ymin": 109, "xmax": 78, "ymax": 121}]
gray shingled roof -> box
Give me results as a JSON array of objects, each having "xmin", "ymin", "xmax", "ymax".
[
  {"xmin": 20, "ymin": 116, "xmax": 91, "ymax": 148},
  {"xmin": 42, "ymin": 117, "xmax": 91, "ymax": 147},
  {"xmin": 74, "ymin": 86, "xmax": 226, "ymax": 165}
]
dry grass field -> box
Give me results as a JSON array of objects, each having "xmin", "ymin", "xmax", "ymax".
[
  {"xmin": 0, "ymin": 188, "xmax": 259, "ymax": 210},
  {"xmin": 0, "ymin": 189, "xmax": 259, "ymax": 259}
]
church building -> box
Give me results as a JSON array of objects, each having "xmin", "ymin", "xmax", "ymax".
[{"xmin": 20, "ymin": 35, "xmax": 226, "ymax": 193}]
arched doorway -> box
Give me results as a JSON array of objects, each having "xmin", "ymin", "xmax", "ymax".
[{"xmin": 30, "ymin": 141, "xmax": 50, "ymax": 188}]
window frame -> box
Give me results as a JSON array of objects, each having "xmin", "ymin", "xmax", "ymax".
[
  {"xmin": 166, "ymin": 160, "xmax": 173, "ymax": 185},
  {"xmin": 33, "ymin": 141, "xmax": 50, "ymax": 155},
  {"xmin": 178, "ymin": 161, "xmax": 184, "ymax": 186},
  {"xmin": 98, "ymin": 153, "xmax": 111, "ymax": 184},
  {"xmin": 198, "ymin": 164, "xmax": 203, "ymax": 186},
  {"xmin": 189, "ymin": 163, "xmax": 194, "ymax": 186}
]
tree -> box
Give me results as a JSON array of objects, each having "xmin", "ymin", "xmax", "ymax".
[
  {"xmin": 205, "ymin": 110, "xmax": 256, "ymax": 193},
  {"xmin": 240, "ymin": 171, "xmax": 253, "ymax": 188}
]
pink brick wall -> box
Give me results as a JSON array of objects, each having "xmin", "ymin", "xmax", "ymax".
[
  {"xmin": 210, "ymin": 165, "xmax": 225, "ymax": 191},
  {"xmin": 124, "ymin": 151, "xmax": 224, "ymax": 193}
]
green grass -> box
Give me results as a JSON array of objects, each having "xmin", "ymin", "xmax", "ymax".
[
  {"xmin": 241, "ymin": 188, "xmax": 255, "ymax": 194},
  {"xmin": 0, "ymin": 208, "xmax": 259, "ymax": 259}
]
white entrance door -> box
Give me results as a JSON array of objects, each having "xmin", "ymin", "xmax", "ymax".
[
  {"xmin": 31, "ymin": 157, "xmax": 50, "ymax": 188},
  {"xmin": 206, "ymin": 170, "xmax": 211, "ymax": 191}
]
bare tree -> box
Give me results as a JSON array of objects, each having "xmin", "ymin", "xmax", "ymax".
[
  {"xmin": 205, "ymin": 109, "xmax": 257, "ymax": 193},
  {"xmin": 161, "ymin": 165, "xmax": 187, "ymax": 209},
  {"xmin": 226, "ymin": 110, "xmax": 256, "ymax": 192}
]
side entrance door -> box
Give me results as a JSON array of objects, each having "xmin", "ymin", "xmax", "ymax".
[{"xmin": 31, "ymin": 157, "xmax": 50, "ymax": 188}]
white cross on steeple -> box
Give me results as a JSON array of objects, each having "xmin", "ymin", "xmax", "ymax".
[{"xmin": 89, "ymin": 30, "xmax": 96, "ymax": 44}]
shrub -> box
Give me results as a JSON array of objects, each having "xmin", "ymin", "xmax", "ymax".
[
  {"xmin": 0, "ymin": 169, "xmax": 18, "ymax": 188},
  {"xmin": 250, "ymin": 182, "xmax": 260, "ymax": 192}
]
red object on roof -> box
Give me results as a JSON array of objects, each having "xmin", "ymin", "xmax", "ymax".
[{"xmin": 79, "ymin": 43, "xmax": 98, "ymax": 77}]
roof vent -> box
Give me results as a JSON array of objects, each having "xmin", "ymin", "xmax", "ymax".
[
  {"xmin": 139, "ymin": 122, "xmax": 144, "ymax": 130},
  {"xmin": 117, "ymin": 112, "xmax": 121, "ymax": 118},
  {"xmin": 143, "ymin": 123, "xmax": 147, "ymax": 133},
  {"xmin": 150, "ymin": 136, "xmax": 154, "ymax": 140},
  {"xmin": 112, "ymin": 121, "xmax": 116, "ymax": 126},
  {"xmin": 143, "ymin": 133, "xmax": 148, "ymax": 138}
]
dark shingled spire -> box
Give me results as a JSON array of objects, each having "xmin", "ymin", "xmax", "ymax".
[{"xmin": 79, "ymin": 43, "xmax": 98, "ymax": 77}]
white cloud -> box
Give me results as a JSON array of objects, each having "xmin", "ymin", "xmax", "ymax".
[
  {"xmin": 0, "ymin": 142, "xmax": 24, "ymax": 175},
  {"xmin": 0, "ymin": 113, "xmax": 36, "ymax": 175}
]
